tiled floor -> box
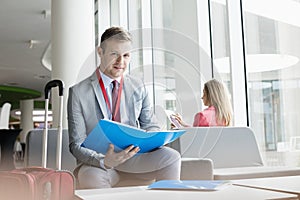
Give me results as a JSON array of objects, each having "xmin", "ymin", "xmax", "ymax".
[{"xmin": 13, "ymin": 152, "xmax": 25, "ymax": 169}]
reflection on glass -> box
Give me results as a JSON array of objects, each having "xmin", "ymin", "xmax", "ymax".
[
  {"xmin": 210, "ymin": 0, "xmax": 233, "ymax": 113},
  {"xmin": 243, "ymin": 0, "xmax": 300, "ymax": 167}
]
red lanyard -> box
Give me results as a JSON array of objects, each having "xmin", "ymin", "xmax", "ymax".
[{"xmin": 96, "ymin": 70, "xmax": 123, "ymax": 120}]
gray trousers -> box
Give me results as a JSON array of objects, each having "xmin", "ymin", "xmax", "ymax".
[{"xmin": 77, "ymin": 147, "xmax": 181, "ymax": 189}]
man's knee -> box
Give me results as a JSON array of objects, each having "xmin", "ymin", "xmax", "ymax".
[
  {"xmin": 78, "ymin": 166, "xmax": 111, "ymax": 189},
  {"xmin": 160, "ymin": 147, "xmax": 181, "ymax": 163}
]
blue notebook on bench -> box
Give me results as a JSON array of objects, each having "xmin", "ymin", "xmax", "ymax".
[{"xmin": 81, "ymin": 119, "xmax": 186, "ymax": 154}]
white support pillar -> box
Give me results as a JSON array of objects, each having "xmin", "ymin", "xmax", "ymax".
[
  {"xmin": 226, "ymin": 0, "xmax": 248, "ymax": 126},
  {"xmin": 20, "ymin": 99, "xmax": 34, "ymax": 143},
  {"xmin": 51, "ymin": 0, "xmax": 95, "ymax": 128}
]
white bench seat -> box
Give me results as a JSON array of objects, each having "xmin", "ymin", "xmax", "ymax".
[{"xmin": 176, "ymin": 127, "xmax": 300, "ymax": 180}]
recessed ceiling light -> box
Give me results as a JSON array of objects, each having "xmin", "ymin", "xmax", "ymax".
[
  {"xmin": 34, "ymin": 74, "xmax": 50, "ymax": 80},
  {"xmin": 28, "ymin": 40, "xmax": 40, "ymax": 49},
  {"xmin": 42, "ymin": 10, "xmax": 51, "ymax": 19},
  {"xmin": 4, "ymin": 82, "xmax": 19, "ymax": 86}
]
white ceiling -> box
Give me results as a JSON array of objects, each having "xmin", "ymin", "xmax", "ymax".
[
  {"xmin": 2, "ymin": 0, "xmax": 300, "ymax": 99},
  {"xmin": 0, "ymin": 0, "xmax": 51, "ymax": 93}
]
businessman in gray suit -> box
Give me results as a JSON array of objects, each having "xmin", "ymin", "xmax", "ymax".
[{"xmin": 67, "ymin": 27, "xmax": 181, "ymax": 189}]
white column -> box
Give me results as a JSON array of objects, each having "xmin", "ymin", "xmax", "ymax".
[
  {"xmin": 226, "ymin": 0, "xmax": 248, "ymax": 126},
  {"xmin": 20, "ymin": 99, "xmax": 34, "ymax": 143},
  {"xmin": 51, "ymin": 0, "xmax": 95, "ymax": 128}
]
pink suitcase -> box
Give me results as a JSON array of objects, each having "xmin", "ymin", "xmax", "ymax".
[
  {"xmin": 0, "ymin": 80, "xmax": 76, "ymax": 200},
  {"xmin": 0, "ymin": 167, "xmax": 75, "ymax": 200}
]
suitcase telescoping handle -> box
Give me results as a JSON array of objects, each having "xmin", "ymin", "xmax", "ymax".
[
  {"xmin": 42, "ymin": 80, "xmax": 65, "ymax": 170},
  {"xmin": 44, "ymin": 79, "xmax": 64, "ymax": 99}
]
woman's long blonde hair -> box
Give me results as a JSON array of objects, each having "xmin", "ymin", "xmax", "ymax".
[{"xmin": 204, "ymin": 79, "xmax": 233, "ymax": 126}]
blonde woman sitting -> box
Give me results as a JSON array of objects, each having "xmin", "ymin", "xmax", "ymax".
[{"xmin": 173, "ymin": 79, "xmax": 233, "ymax": 127}]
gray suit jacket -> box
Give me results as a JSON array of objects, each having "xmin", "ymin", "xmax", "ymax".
[{"xmin": 67, "ymin": 70, "xmax": 160, "ymax": 170}]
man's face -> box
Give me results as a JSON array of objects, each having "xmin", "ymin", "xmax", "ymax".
[{"xmin": 98, "ymin": 39, "xmax": 131, "ymax": 79}]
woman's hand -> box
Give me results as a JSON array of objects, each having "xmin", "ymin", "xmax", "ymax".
[{"xmin": 171, "ymin": 113, "xmax": 190, "ymax": 128}]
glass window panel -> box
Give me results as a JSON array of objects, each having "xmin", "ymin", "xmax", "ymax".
[
  {"xmin": 243, "ymin": 0, "xmax": 300, "ymax": 167},
  {"xmin": 151, "ymin": 0, "xmax": 204, "ymax": 128},
  {"xmin": 210, "ymin": 0, "xmax": 236, "ymax": 120},
  {"xmin": 127, "ymin": 0, "xmax": 152, "ymax": 86},
  {"xmin": 210, "ymin": 0, "xmax": 230, "ymax": 82},
  {"xmin": 103, "ymin": 0, "xmax": 228, "ymax": 130}
]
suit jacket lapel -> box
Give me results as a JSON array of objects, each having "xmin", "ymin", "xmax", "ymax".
[
  {"xmin": 122, "ymin": 75, "xmax": 137, "ymax": 125},
  {"xmin": 91, "ymin": 70, "xmax": 109, "ymax": 119}
]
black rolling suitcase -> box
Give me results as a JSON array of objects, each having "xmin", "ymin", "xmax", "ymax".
[{"xmin": 0, "ymin": 80, "xmax": 76, "ymax": 200}]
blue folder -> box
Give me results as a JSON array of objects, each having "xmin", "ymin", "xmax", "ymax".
[
  {"xmin": 81, "ymin": 119, "xmax": 186, "ymax": 154},
  {"xmin": 148, "ymin": 180, "xmax": 231, "ymax": 191}
]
